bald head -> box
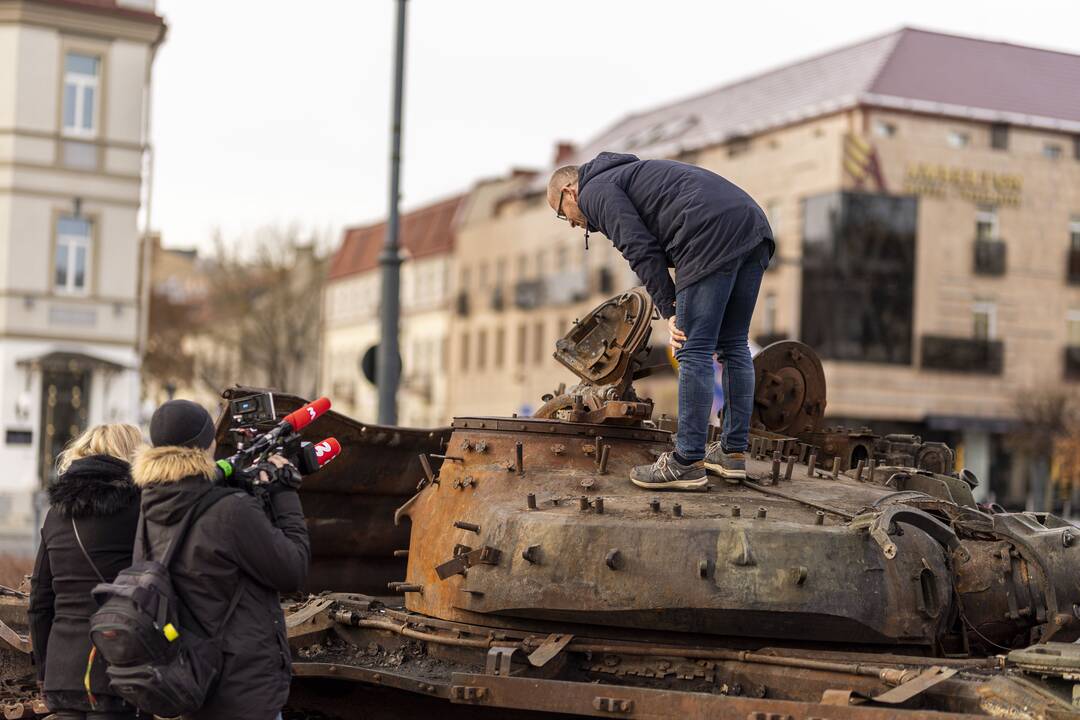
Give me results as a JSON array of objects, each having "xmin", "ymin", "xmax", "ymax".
[{"xmin": 547, "ymin": 165, "xmax": 579, "ymax": 208}]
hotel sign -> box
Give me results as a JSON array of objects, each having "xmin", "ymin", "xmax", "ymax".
[{"xmin": 903, "ymin": 164, "xmax": 1022, "ymax": 206}]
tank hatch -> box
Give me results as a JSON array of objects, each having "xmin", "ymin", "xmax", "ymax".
[{"xmin": 553, "ymin": 288, "xmax": 653, "ymax": 387}]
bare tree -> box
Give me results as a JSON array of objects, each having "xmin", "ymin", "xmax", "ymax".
[
  {"xmin": 196, "ymin": 226, "xmax": 327, "ymax": 399},
  {"xmin": 1009, "ymin": 388, "xmax": 1080, "ymax": 512}
]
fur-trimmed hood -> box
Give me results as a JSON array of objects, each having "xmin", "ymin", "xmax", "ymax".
[
  {"xmin": 132, "ymin": 445, "xmax": 216, "ymax": 487},
  {"xmin": 47, "ymin": 455, "xmax": 139, "ymax": 519}
]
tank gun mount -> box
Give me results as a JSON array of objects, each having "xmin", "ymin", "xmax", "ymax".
[{"xmin": 534, "ymin": 288, "xmax": 657, "ymax": 425}]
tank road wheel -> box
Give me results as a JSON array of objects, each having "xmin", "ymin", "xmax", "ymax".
[{"xmin": 751, "ymin": 341, "xmax": 827, "ymax": 436}]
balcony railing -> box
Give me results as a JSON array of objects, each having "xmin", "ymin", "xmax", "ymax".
[
  {"xmin": 921, "ymin": 335, "xmax": 1003, "ymax": 374},
  {"xmin": 1066, "ymin": 346, "xmax": 1080, "ymax": 380},
  {"xmin": 974, "ymin": 239, "xmax": 1006, "ymax": 276},
  {"xmin": 1068, "ymin": 249, "xmax": 1080, "ymax": 285}
]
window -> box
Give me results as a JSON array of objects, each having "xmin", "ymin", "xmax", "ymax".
[
  {"xmin": 459, "ymin": 333, "xmax": 470, "ymax": 372},
  {"xmin": 55, "ymin": 216, "xmax": 91, "ymax": 294},
  {"xmin": 533, "ymin": 320, "xmax": 544, "ymax": 365},
  {"xmin": 516, "ymin": 323, "xmax": 527, "ymax": 366},
  {"xmin": 459, "ymin": 266, "xmax": 471, "ymax": 293},
  {"xmin": 477, "ymin": 329, "xmax": 487, "ymax": 371},
  {"xmin": 495, "ymin": 257, "xmax": 507, "ymax": 285},
  {"xmin": 536, "ymin": 250, "xmax": 547, "ymax": 277},
  {"xmin": 556, "ymin": 245, "xmax": 568, "ymax": 273},
  {"xmin": 727, "ymin": 137, "xmax": 750, "ymax": 157},
  {"xmin": 1068, "ymin": 310, "xmax": 1080, "ymax": 346},
  {"xmin": 975, "ymin": 205, "xmax": 998, "ymax": 242},
  {"xmin": 1043, "ymin": 143, "xmax": 1063, "ymax": 160},
  {"xmin": 973, "ymin": 301, "xmax": 996, "ymax": 341},
  {"xmin": 763, "ymin": 293, "xmax": 777, "ymax": 335},
  {"xmin": 1074, "ymin": 135, "xmax": 1080, "ymax": 161},
  {"xmin": 947, "ymin": 131, "xmax": 970, "ymax": 148},
  {"xmin": 1071, "ymin": 217, "xmax": 1080, "ymax": 252},
  {"xmin": 873, "ymin": 120, "xmax": 896, "ymax": 138},
  {"xmin": 990, "ymin": 123, "xmax": 1009, "ymax": 150},
  {"xmin": 516, "ymin": 255, "xmax": 528, "ymax": 281},
  {"xmin": 478, "ymin": 261, "xmax": 489, "ymax": 289},
  {"xmin": 63, "ymin": 52, "xmax": 99, "ymax": 137},
  {"xmin": 494, "ymin": 326, "xmax": 505, "ymax": 369}
]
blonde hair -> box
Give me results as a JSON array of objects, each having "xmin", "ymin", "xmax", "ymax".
[{"xmin": 56, "ymin": 424, "xmax": 146, "ymax": 474}]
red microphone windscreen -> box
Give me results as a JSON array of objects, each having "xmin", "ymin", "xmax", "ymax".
[
  {"xmin": 313, "ymin": 437, "xmax": 342, "ymax": 467},
  {"xmin": 283, "ymin": 397, "xmax": 332, "ymax": 432}
]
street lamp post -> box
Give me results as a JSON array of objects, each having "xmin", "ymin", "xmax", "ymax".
[{"xmin": 377, "ymin": 0, "xmax": 408, "ymax": 425}]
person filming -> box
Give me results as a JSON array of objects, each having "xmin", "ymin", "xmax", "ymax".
[
  {"xmin": 132, "ymin": 399, "xmax": 310, "ymax": 720},
  {"xmin": 29, "ymin": 424, "xmax": 144, "ymax": 720}
]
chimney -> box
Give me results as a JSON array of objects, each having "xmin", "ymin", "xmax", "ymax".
[{"xmin": 553, "ymin": 141, "xmax": 576, "ymax": 166}]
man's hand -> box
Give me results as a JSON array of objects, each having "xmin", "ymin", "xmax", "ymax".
[{"xmin": 668, "ymin": 316, "xmax": 686, "ymax": 352}]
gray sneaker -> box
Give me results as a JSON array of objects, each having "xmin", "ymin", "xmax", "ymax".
[
  {"xmin": 704, "ymin": 442, "xmax": 746, "ymax": 483},
  {"xmin": 630, "ymin": 452, "xmax": 708, "ymax": 491}
]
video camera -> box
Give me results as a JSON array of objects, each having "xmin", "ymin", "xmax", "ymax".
[{"xmin": 215, "ymin": 392, "xmax": 341, "ymax": 496}]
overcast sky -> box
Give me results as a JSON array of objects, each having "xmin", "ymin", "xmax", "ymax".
[{"xmin": 150, "ymin": 0, "xmax": 1080, "ymax": 252}]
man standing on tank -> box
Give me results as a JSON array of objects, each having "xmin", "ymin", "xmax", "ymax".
[{"xmin": 548, "ymin": 152, "xmax": 773, "ymax": 490}]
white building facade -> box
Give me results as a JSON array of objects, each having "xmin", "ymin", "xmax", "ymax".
[{"xmin": 0, "ymin": 0, "xmax": 164, "ymax": 552}]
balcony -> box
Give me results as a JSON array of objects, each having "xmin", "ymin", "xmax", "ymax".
[
  {"xmin": 921, "ymin": 335, "xmax": 1003, "ymax": 374},
  {"xmin": 974, "ymin": 239, "xmax": 1006, "ymax": 276},
  {"xmin": 1065, "ymin": 347, "xmax": 1080, "ymax": 380},
  {"xmin": 1067, "ymin": 249, "xmax": 1080, "ymax": 285},
  {"xmin": 514, "ymin": 280, "xmax": 545, "ymax": 310}
]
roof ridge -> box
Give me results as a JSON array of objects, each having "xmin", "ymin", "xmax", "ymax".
[
  {"xmin": 896, "ymin": 25, "xmax": 1080, "ymax": 60},
  {"xmin": 589, "ymin": 26, "xmax": 906, "ymax": 133},
  {"xmin": 343, "ymin": 191, "xmax": 466, "ymax": 234}
]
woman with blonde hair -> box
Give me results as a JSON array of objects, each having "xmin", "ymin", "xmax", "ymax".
[{"xmin": 29, "ymin": 424, "xmax": 144, "ymax": 720}]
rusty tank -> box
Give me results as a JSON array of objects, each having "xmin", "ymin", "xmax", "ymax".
[
  {"xmin": 2, "ymin": 289, "xmax": 1080, "ymax": 719},
  {"xmin": 256, "ymin": 289, "xmax": 1080, "ymax": 719}
]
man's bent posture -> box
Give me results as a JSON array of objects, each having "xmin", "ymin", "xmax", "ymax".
[{"xmin": 548, "ymin": 152, "xmax": 773, "ymax": 490}]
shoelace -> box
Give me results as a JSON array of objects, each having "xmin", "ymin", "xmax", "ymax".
[{"xmin": 655, "ymin": 452, "xmax": 672, "ymax": 472}]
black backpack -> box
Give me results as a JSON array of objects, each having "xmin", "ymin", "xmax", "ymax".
[{"xmin": 89, "ymin": 487, "xmax": 242, "ymax": 717}]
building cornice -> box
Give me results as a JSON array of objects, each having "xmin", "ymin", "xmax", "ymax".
[{"xmin": 0, "ymin": 0, "xmax": 165, "ymax": 44}]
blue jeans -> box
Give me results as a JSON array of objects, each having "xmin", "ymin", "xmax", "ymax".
[{"xmin": 674, "ymin": 241, "xmax": 770, "ymax": 460}]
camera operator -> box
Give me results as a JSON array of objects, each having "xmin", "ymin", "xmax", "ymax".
[{"xmin": 131, "ymin": 400, "xmax": 310, "ymax": 720}]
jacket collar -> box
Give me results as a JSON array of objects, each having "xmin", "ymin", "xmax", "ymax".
[{"xmin": 47, "ymin": 455, "xmax": 138, "ymax": 519}]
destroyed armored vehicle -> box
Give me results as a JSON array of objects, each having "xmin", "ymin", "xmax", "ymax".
[
  {"xmin": 246, "ymin": 289, "xmax": 1080, "ymax": 719},
  {"xmin": 2, "ymin": 290, "xmax": 1079, "ymax": 719}
]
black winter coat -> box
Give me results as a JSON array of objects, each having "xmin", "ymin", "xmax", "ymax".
[
  {"xmin": 28, "ymin": 455, "xmax": 140, "ymax": 712},
  {"xmin": 577, "ymin": 152, "xmax": 773, "ymax": 318},
  {"xmin": 131, "ymin": 446, "xmax": 310, "ymax": 720}
]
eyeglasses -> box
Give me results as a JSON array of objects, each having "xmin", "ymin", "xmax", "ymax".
[{"xmin": 555, "ymin": 187, "xmax": 568, "ymax": 221}]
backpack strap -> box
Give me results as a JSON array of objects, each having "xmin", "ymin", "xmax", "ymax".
[{"xmin": 71, "ymin": 518, "xmax": 106, "ymax": 584}]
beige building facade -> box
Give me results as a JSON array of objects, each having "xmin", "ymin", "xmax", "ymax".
[
  {"xmin": 446, "ymin": 28, "xmax": 1080, "ymax": 509},
  {"xmin": 0, "ymin": 0, "xmax": 164, "ymax": 551},
  {"xmin": 321, "ymin": 195, "xmax": 460, "ymax": 427}
]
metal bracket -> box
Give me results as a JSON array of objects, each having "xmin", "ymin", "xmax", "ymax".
[
  {"xmin": 486, "ymin": 646, "xmax": 518, "ymax": 676},
  {"xmin": 436, "ymin": 545, "xmax": 503, "ymax": 580},
  {"xmin": 450, "ymin": 685, "xmax": 488, "ymax": 701},
  {"xmin": 593, "ymin": 696, "xmax": 634, "ymax": 713},
  {"xmin": 527, "ymin": 633, "xmax": 574, "ymax": 667}
]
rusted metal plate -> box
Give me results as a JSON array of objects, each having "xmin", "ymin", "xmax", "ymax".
[
  {"xmin": 527, "ymin": 633, "xmax": 573, "ymax": 667},
  {"xmin": 871, "ymin": 666, "xmax": 957, "ymax": 704},
  {"xmin": 446, "ymin": 673, "xmax": 988, "ymax": 719},
  {"xmin": 292, "ymin": 662, "xmax": 451, "ymax": 699}
]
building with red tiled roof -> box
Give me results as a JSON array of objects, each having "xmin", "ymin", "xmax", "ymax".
[{"xmin": 321, "ymin": 194, "xmax": 467, "ymax": 426}]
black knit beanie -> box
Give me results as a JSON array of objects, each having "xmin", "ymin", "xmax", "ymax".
[{"xmin": 149, "ymin": 399, "xmax": 216, "ymax": 449}]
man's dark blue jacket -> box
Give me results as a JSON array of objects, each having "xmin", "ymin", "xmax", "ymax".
[{"xmin": 577, "ymin": 152, "xmax": 773, "ymax": 319}]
